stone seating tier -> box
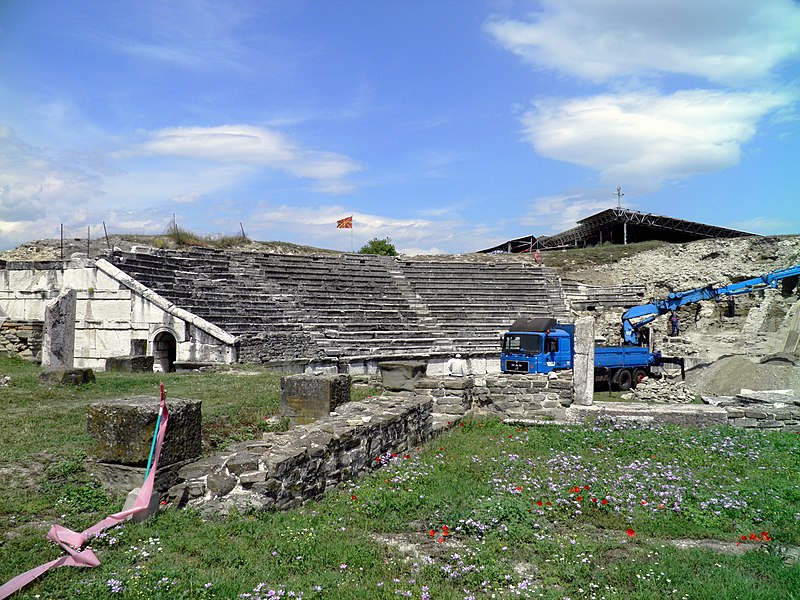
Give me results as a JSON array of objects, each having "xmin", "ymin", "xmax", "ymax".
[{"xmin": 110, "ymin": 248, "xmax": 575, "ymax": 362}]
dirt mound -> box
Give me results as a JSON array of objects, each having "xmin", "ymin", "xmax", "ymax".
[{"xmin": 686, "ymin": 355, "xmax": 799, "ymax": 396}]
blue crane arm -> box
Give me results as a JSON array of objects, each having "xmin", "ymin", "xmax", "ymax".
[{"xmin": 621, "ymin": 263, "xmax": 800, "ymax": 345}]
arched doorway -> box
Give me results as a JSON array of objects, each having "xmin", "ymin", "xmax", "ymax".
[{"xmin": 153, "ymin": 331, "xmax": 177, "ymax": 373}]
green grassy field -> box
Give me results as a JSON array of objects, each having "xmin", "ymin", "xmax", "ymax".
[{"xmin": 1, "ymin": 356, "xmax": 799, "ymax": 599}]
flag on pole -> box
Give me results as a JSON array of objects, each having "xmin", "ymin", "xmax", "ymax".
[{"xmin": 337, "ymin": 216, "xmax": 353, "ymax": 229}]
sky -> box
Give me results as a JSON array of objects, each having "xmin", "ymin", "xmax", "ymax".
[{"xmin": 1, "ymin": 0, "xmax": 799, "ymax": 255}]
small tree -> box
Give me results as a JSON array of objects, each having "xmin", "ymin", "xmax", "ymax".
[{"xmin": 358, "ymin": 237, "xmax": 398, "ymax": 256}]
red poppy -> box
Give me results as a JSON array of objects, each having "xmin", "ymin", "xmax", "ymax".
[
  {"xmin": 601, "ymin": 499, "xmax": 609, "ymax": 505},
  {"xmin": 761, "ymin": 531, "xmax": 771, "ymax": 541},
  {"xmin": 576, "ymin": 496, "xmax": 583, "ymax": 502},
  {"xmin": 516, "ymin": 486, "xmax": 522, "ymax": 491},
  {"xmin": 750, "ymin": 534, "xmax": 758, "ymax": 540},
  {"xmin": 590, "ymin": 498, "xmax": 597, "ymax": 503},
  {"xmin": 351, "ymin": 495, "xmax": 357, "ymax": 501},
  {"xmin": 404, "ymin": 454, "xmax": 410, "ymax": 459},
  {"xmin": 437, "ymin": 537, "xmax": 444, "ymax": 543},
  {"xmin": 583, "ymin": 485, "xmax": 590, "ymax": 491},
  {"xmin": 429, "ymin": 529, "xmax": 436, "ymax": 537},
  {"xmin": 741, "ymin": 535, "xmax": 748, "ymax": 541},
  {"xmin": 626, "ymin": 528, "xmax": 635, "ymax": 537},
  {"xmin": 546, "ymin": 501, "xmax": 552, "ymax": 506},
  {"xmin": 536, "ymin": 501, "xmax": 543, "ymax": 507}
]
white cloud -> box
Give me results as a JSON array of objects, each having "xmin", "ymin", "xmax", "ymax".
[
  {"xmin": 485, "ymin": 0, "xmax": 800, "ymax": 86},
  {"xmin": 520, "ymin": 193, "xmax": 615, "ymax": 235},
  {"xmin": 171, "ymin": 191, "xmax": 201, "ymax": 204},
  {"xmin": 0, "ymin": 127, "xmax": 102, "ymax": 223},
  {"xmin": 727, "ymin": 216, "xmax": 799, "ymax": 235},
  {"xmin": 522, "ymin": 90, "xmax": 790, "ymax": 189},
  {"xmin": 135, "ymin": 125, "xmax": 361, "ymax": 190}
]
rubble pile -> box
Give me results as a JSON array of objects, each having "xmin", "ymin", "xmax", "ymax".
[
  {"xmin": 580, "ymin": 236, "xmax": 800, "ymax": 299},
  {"xmin": 686, "ymin": 354, "xmax": 800, "ymax": 396},
  {"xmin": 621, "ymin": 377, "xmax": 696, "ymax": 403}
]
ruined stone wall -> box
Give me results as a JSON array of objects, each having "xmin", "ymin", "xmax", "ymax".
[
  {"xmin": 168, "ymin": 396, "xmax": 432, "ymax": 516},
  {"xmin": 0, "ymin": 320, "xmax": 43, "ymax": 361},
  {"xmin": 0, "ymin": 258, "xmax": 236, "ymax": 370},
  {"xmin": 474, "ymin": 374, "xmax": 574, "ymax": 420},
  {"xmin": 721, "ymin": 390, "xmax": 800, "ymax": 433},
  {"xmin": 410, "ymin": 373, "xmax": 574, "ymax": 421}
]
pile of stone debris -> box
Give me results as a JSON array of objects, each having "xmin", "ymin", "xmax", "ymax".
[{"xmin": 621, "ymin": 376, "xmax": 696, "ymax": 403}]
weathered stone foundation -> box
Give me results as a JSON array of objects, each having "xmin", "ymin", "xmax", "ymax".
[
  {"xmin": 167, "ymin": 396, "xmax": 432, "ymax": 516},
  {"xmin": 0, "ymin": 319, "xmax": 43, "ymax": 361}
]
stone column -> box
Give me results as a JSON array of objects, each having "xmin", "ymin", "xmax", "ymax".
[
  {"xmin": 572, "ymin": 316, "xmax": 594, "ymax": 406},
  {"xmin": 41, "ymin": 288, "xmax": 77, "ymax": 369}
]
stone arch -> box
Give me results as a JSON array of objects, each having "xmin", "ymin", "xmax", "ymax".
[{"xmin": 153, "ymin": 329, "xmax": 177, "ymax": 373}]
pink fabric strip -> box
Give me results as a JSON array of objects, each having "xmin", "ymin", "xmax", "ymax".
[{"xmin": 0, "ymin": 393, "xmax": 169, "ymax": 600}]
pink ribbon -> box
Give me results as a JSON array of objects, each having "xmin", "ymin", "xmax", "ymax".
[{"xmin": 1, "ymin": 389, "xmax": 170, "ymax": 599}]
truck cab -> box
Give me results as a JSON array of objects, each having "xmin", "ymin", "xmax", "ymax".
[{"xmin": 501, "ymin": 320, "xmax": 574, "ymax": 374}]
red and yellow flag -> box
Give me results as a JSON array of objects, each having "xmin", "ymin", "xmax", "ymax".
[{"xmin": 336, "ymin": 216, "xmax": 353, "ymax": 229}]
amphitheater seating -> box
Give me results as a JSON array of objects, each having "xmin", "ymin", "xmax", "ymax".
[{"xmin": 110, "ymin": 247, "xmax": 624, "ymax": 363}]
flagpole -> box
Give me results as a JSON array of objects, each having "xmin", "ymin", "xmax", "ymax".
[{"xmin": 351, "ymin": 215, "xmax": 354, "ymax": 253}]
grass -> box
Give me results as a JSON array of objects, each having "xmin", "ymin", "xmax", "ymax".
[
  {"xmin": 1, "ymin": 356, "xmax": 799, "ymax": 599},
  {"xmin": 541, "ymin": 240, "xmax": 668, "ymax": 270}
]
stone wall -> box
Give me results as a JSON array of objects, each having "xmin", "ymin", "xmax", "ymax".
[
  {"xmin": 168, "ymin": 395, "xmax": 433, "ymax": 516},
  {"xmin": 411, "ymin": 373, "xmax": 574, "ymax": 421},
  {"xmin": 720, "ymin": 390, "xmax": 800, "ymax": 433},
  {"xmin": 0, "ymin": 258, "xmax": 236, "ymax": 370},
  {"xmin": 0, "ymin": 319, "xmax": 42, "ymax": 361}
]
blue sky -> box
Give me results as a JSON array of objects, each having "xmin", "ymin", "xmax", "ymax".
[{"xmin": 1, "ymin": 0, "xmax": 799, "ymax": 254}]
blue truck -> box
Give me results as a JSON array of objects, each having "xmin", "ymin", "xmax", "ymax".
[
  {"xmin": 500, "ymin": 262, "xmax": 800, "ymax": 390},
  {"xmin": 500, "ymin": 317, "xmax": 668, "ymax": 390}
]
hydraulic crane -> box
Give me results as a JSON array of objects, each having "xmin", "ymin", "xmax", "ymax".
[{"xmin": 621, "ymin": 263, "xmax": 800, "ymax": 345}]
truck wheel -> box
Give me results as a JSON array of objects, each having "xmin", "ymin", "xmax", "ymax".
[
  {"xmin": 632, "ymin": 369, "xmax": 647, "ymax": 388},
  {"xmin": 616, "ymin": 369, "xmax": 633, "ymax": 391}
]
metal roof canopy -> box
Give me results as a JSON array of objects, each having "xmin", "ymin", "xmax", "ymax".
[{"xmin": 479, "ymin": 208, "xmax": 755, "ymax": 253}]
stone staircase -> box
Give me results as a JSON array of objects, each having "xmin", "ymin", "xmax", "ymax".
[{"xmin": 108, "ymin": 248, "xmax": 587, "ymax": 364}]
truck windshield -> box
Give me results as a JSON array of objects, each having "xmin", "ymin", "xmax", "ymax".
[{"xmin": 503, "ymin": 333, "xmax": 543, "ymax": 355}]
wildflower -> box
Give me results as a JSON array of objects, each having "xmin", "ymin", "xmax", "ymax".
[
  {"xmin": 626, "ymin": 528, "xmax": 635, "ymax": 537},
  {"xmin": 351, "ymin": 495, "xmax": 357, "ymax": 501},
  {"xmin": 340, "ymin": 564, "xmax": 348, "ymax": 570},
  {"xmin": 536, "ymin": 501, "xmax": 543, "ymax": 506},
  {"xmin": 601, "ymin": 499, "xmax": 609, "ymax": 505},
  {"xmin": 429, "ymin": 529, "xmax": 436, "ymax": 537}
]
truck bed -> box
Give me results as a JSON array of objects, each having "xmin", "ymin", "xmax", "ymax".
[{"xmin": 594, "ymin": 345, "xmax": 654, "ymax": 369}]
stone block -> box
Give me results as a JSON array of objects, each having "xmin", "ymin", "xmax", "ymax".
[
  {"xmin": 378, "ymin": 361, "xmax": 427, "ymax": 391},
  {"xmin": 574, "ymin": 316, "xmax": 595, "ymax": 356},
  {"xmin": 280, "ymin": 374, "xmax": 352, "ymax": 424},
  {"xmin": 88, "ymin": 458, "xmax": 193, "ymax": 495},
  {"xmin": 87, "ymin": 396, "xmax": 202, "ymax": 466},
  {"xmin": 106, "ymin": 355, "xmax": 155, "ymax": 373},
  {"xmin": 207, "ymin": 469, "xmax": 237, "ymax": 496},
  {"xmin": 226, "ymin": 452, "xmax": 261, "ymax": 475},
  {"xmin": 39, "ymin": 367, "xmax": 96, "ymax": 385},
  {"xmin": 41, "ymin": 288, "xmax": 76, "ymax": 369}
]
